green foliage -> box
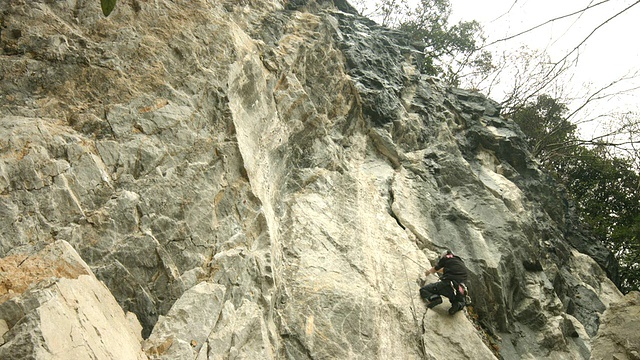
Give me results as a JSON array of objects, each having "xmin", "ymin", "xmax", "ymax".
[
  {"xmin": 556, "ymin": 147, "xmax": 640, "ymax": 293},
  {"xmin": 512, "ymin": 95, "xmax": 640, "ymax": 293},
  {"xmin": 400, "ymin": 0, "xmax": 489, "ymax": 84},
  {"xmin": 512, "ymin": 94, "xmax": 577, "ymax": 163},
  {"xmin": 367, "ymin": 0, "xmax": 492, "ymax": 86},
  {"xmin": 101, "ymin": 0, "xmax": 117, "ymax": 17}
]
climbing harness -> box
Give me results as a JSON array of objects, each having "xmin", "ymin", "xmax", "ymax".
[{"xmin": 450, "ymin": 280, "xmax": 471, "ymax": 306}]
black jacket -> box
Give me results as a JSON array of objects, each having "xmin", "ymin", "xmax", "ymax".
[{"xmin": 435, "ymin": 254, "xmax": 468, "ymax": 282}]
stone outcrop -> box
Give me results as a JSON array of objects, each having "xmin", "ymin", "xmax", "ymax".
[
  {"xmin": 0, "ymin": 0, "xmax": 634, "ymax": 359},
  {"xmin": 0, "ymin": 241, "xmax": 146, "ymax": 359},
  {"xmin": 143, "ymin": 282, "xmax": 274, "ymax": 359},
  {"xmin": 591, "ymin": 292, "xmax": 640, "ymax": 360}
]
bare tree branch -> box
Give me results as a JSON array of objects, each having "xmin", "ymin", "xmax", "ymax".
[
  {"xmin": 551, "ymin": 0, "xmax": 640, "ymax": 68},
  {"xmin": 566, "ymin": 72, "xmax": 640, "ymax": 122},
  {"xmin": 481, "ymin": 0, "xmax": 613, "ymax": 49}
]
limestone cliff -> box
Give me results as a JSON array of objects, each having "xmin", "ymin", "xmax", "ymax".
[{"xmin": 0, "ymin": 0, "xmax": 635, "ymax": 359}]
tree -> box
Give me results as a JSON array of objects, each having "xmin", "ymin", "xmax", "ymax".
[
  {"xmin": 467, "ymin": 46, "xmax": 574, "ymax": 117},
  {"xmin": 399, "ymin": 3, "xmax": 492, "ymax": 85},
  {"xmin": 558, "ymin": 146, "xmax": 640, "ymax": 293},
  {"xmin": 511, "ymin": 94, "xmax": 577, "ymax": 164},
  {"xmin": 511, "ymin": 95, "xmax": 640, "ymax": 293},
  {"xmin": 355, "ymin": 0, "xmax": 493, "ymax": 86}
]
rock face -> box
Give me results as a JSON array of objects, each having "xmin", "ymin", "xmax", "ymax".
[
  {"xmin": 0, "ymin": 0, "xmax": 633, "ymax": 359},
  {"xmin": 591, "ymin": 292, "xmax": 640, "ymax": 360},
  {"xmin": 0, "ymin": 241, "xmax": 146, "ymax": 359}
]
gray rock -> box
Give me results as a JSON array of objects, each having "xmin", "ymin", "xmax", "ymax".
[
  {"xmin": 0, "ymin": 0, "xmax": 631, "ymax": 359},
  {"xmin": 591, "ymin": 291, "xmax": 640, "ymax": 360},
  {"xmin": 202, "ymin": 299, "xmax": 275, "ymax": 360},
  {"xmin": 0, "ymin": 241, "xmax": 146, "ymax": 360},
  {"xmin": 143, "ymin": 281, "xmax": 226, "ymax": 359}
]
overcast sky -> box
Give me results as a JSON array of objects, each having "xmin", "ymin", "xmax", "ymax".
[
  {"xmin": 355, "ymin": 0, "xmax": 640, "ymax": 135},
  {"xmin": 450, "ymin": 0, "xmax": 640, "ymax": 103}
]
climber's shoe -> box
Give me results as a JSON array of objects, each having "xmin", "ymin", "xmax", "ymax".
[
  {"xmin": 448, "ymin": 301, "xmax": 464, "ymax": 315},
  {"xmin": 426, "ymin": 296, "xmax": 442, "ymax": 309}
]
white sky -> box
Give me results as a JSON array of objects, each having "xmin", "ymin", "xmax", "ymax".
[
  {"xmin": 355, "ymin": 0, "xmax": 640, "ymax": 136},
  {"xmin": 450, "ymin": 0, "xmax": 640, "ymax": 105}
]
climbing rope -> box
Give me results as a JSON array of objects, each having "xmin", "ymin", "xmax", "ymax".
[
  {"xmin": 400, "ymin": 254, "xmax": 428, "ymax": 359},
  {"xmin": 401, "ymin": 252, "xmax": 429, "ymax": 270}
]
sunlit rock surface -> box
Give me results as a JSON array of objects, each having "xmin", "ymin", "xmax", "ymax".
[
  {"xmin": 0, "ymin": 0, "xmax": 631, "ymax": 358},
  {"xmin": 0, "ymin": 241, "xmax": 146, "ymax": 359}
]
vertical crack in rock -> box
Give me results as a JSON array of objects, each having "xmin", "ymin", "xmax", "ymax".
[
  {"xmin": 387, "ymin": 186, "xmax": 405, "ymax": 230},
  {"xmin": 0, "ymin": 1, "xmax": 630, "ymax": 359}
]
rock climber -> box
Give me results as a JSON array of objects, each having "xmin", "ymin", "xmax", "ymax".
[{"xmin": 420, "ymin": 249, "xmax": 468, "ymax": 315}]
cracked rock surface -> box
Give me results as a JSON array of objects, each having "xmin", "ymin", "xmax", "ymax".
[
  {"xmin": 0, "ymin": 241, "xmax": 146, "ymax": 359},
  {"xmin": 0, "ymin": 0, "xmax": 634, "ymax": 359}
]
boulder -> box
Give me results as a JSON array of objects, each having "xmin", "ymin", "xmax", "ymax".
[{"xmin": 0, "ymin": 241, "xmax": 146, "ymax": 359}]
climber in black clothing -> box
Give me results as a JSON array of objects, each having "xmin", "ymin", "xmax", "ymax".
[{"xmin": 420, "ymin": 250, "xmax": 468, "ymax": 315}]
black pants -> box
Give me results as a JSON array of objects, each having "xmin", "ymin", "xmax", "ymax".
[{"xmin": 420, "ymin": 280, "xmax": 465, "ymax": 304}]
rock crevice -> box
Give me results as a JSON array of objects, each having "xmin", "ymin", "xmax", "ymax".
[{"xmin": 0, "ymin": 0, "xmax": 634, "ymax": 359}]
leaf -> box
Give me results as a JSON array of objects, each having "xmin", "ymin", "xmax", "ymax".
[{"xmin": 101, "ymin": 0, "xmax": 117, "ymax": 17}]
